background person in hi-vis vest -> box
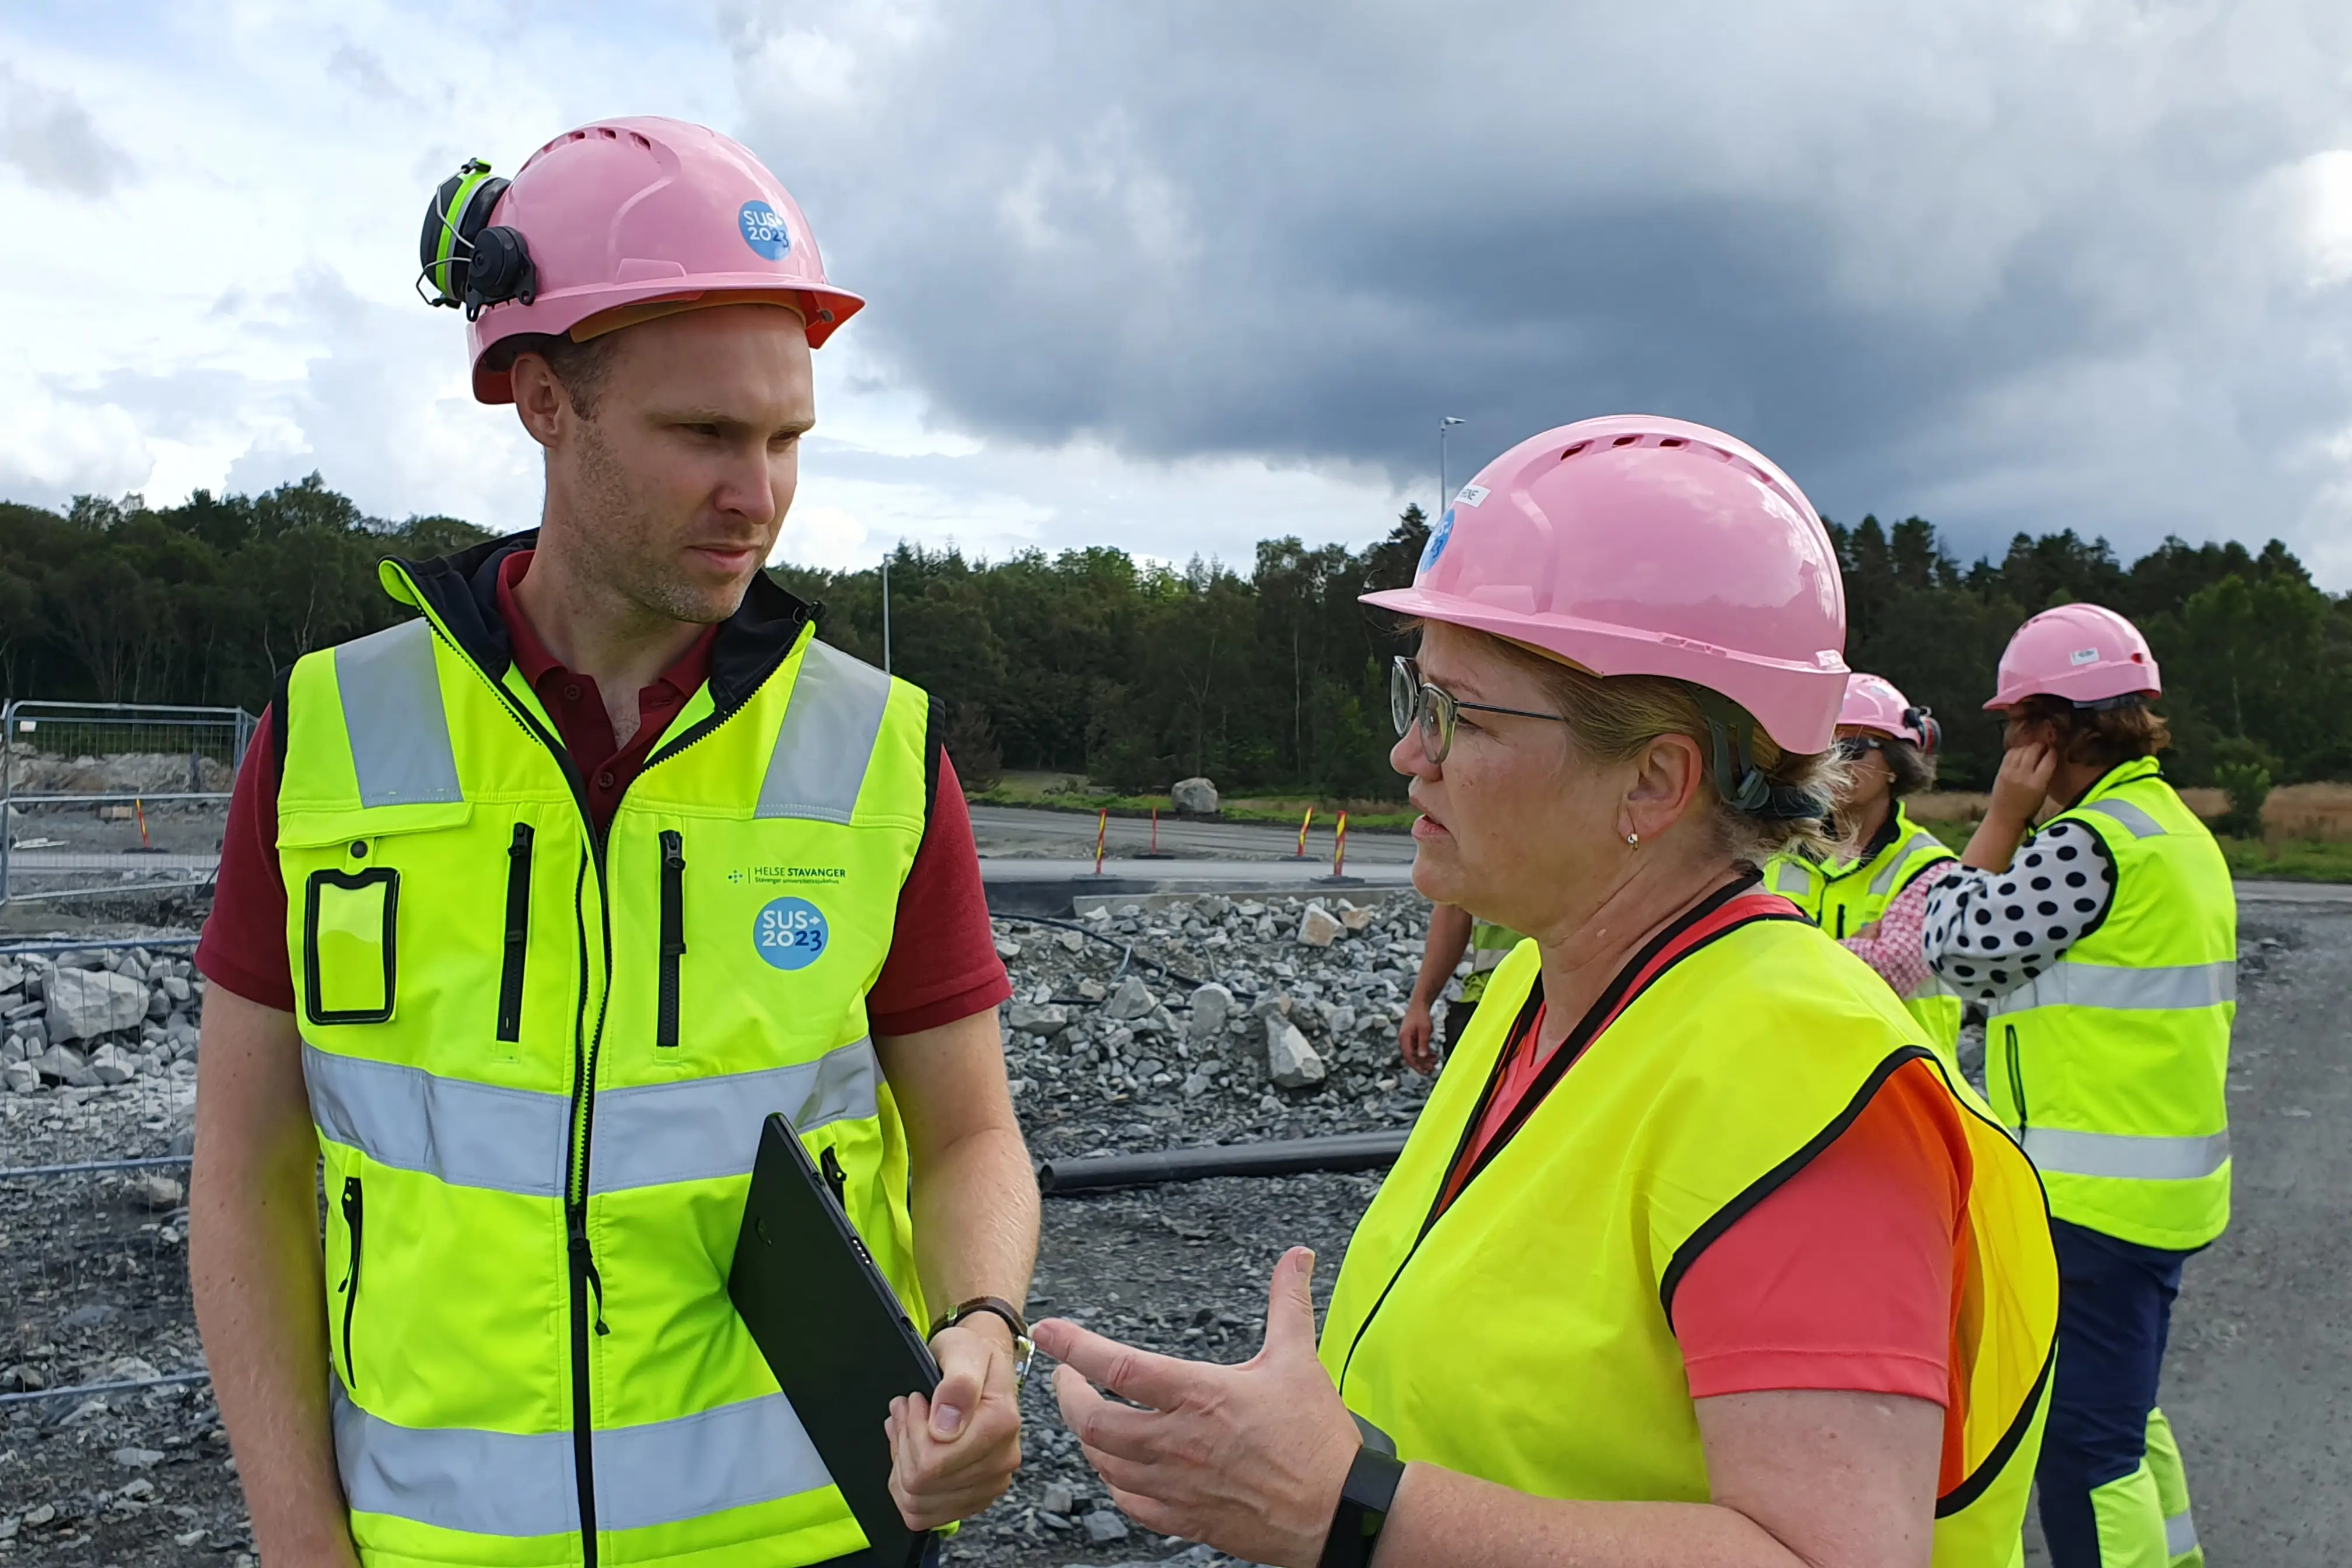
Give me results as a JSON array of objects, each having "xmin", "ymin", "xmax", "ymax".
[
  {"xmin": 1763, "ymin": 673, "xmax": 1965, "ymax": 1066},
  {"xmin": 1028, "ymin": 417, "xmax": 2059, "ymax": 1568},
  {"xmin": 186, "ymin": 119, "xmax": 1040, "ymax": 1568},
  {"xmin": 1923, "ymin": 604, "xmax": 2230, "ymax": 1568},
  {"xmin": 1394, "ymin": 905, "xmax": 1523, "ymax": 1074}
]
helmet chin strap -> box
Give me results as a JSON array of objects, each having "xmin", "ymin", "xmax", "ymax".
[{"xmin": 1694, "ymin": 692, "xmax": 1832, "ymax": 821}]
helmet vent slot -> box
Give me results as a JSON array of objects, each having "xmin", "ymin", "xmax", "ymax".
[
  {"xmin": 1560, "ymin": 440, "xmax": 1591, "ymax": 459},
  {"xmin": 1611, "ymin": 434, "xmax": 1640, "ymax": 447},
  {"xmin": 1658, "ymin": 437, "xmax": 1685, "ymax": 448}
]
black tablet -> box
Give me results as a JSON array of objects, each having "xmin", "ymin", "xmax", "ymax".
[{"xmin": 729, "ymin": 1112, "xmax": 941, "ymax": 1568}]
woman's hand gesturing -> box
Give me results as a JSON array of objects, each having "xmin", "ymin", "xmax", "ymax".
[{"xmin": 1033, "ymin": 1248, "xmax": 1361, "ymax": 1568}]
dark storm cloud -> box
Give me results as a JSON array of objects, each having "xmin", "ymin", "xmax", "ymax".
[{"xmin": 728, "ymin": 1, "xmax": 2352, "ymax": 569}]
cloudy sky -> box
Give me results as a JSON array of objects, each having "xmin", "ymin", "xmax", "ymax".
[{"xmin": 7, "ymin": 1, "xmax": 2352, "ymax": 582}]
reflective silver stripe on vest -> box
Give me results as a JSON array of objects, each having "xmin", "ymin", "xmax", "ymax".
[
  {"xmin": 596, "ymin": 1391, "xmax": 832, "ymax": 1531},
  {"xmin": 334, "ymin": 1380, "xmax": 578, "ymax": 1536},
  {"xmin": 304, "ymin": 1044, "xmax": 569, "ymax": 1198},
  {"xmin": 334, "ymin": 618, "xmax": 462, "ymax": 808},
  {"xmin": 332, "ymin": 1384, "xmax": 833, "ymax": 1538},
  {"xmin": 2165, "ymin": 1506, "xmax": 2199, "ymax": 1556},
  {"xmin": 1772, "ymin": 861, "xmax": 1813, "ymax": 898},
  {"xmin": 590, "ymin": 1038, "xmax": 881, "ymax": 1194},
  {"xmin": 2018, "ymin": 1126, "xmax": 2231, "ymax": 1182},
  {"xmin": 1988, "ymin": 960, "xmax": 2235, "ymax": 1016},
  {"xmin": 1868, "ymin": 833, "xmax": 1943, "ymax": 897},
  {"xmin": 306, "ymin": 1035, "xmax": 877, "ymax": 1198},
  {"xmin": 757, "ymin": 640, "xmax": 893, "ymax": 825},
  {"xmin": 2081, "ymin": 797, "xmax": 2167, "ymax": 839}
]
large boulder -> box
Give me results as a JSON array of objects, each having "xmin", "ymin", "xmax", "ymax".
[
  {"xmin": 1170, "ymin": 777, "xmax": 1219, "ymax": 816},
  {"xmin": 1006, "ymin": 1001, "xmax": 1069, "ymax": 1040},
  {"xmin": 1102, "ymin": 977, "xmax": 1157, "ymax": 1021},
  {"xmin": 1265, "ymin": 1018, "xmax": 1326, "ymax": 1088},
  {"xmin": 1187, "ymin": 982, "xmax": 1234, "ymax": 1045},
  {"xmin": 45, "ymin": 967, "xmax": 148, "ymax": 1041}
]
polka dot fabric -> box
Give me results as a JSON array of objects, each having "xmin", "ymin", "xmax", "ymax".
[{"xmin": 1922, "ymin": 820, "xmax": 2116, "ymax": 1001}]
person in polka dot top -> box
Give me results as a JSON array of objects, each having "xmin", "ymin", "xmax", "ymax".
[
  {"xmin": 1929, "ymin": 603, "xmax": 2235, "ymax": 1568},
  {"xmin": 1921, "ymin": 746, "xmax": 2116, "ymax": 1002}
]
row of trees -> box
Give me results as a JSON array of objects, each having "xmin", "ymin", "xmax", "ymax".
[{"xmin": 5, "ymin": 477, "xmax": 2347, "ymax": 797}]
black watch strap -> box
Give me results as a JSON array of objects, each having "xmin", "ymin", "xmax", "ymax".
[{"xmin": 1318, "ymin": 1444, "xmax": 1406, "ymax": 1568}]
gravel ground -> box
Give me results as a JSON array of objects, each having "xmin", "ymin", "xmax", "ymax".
[
  {"xmin": 0, "ymin": 892, "xmax": 1437, "ymax": 1566},
  {"xmin": 7, "ymin": 893, "xmax": 2343, "ymax": 1564}
]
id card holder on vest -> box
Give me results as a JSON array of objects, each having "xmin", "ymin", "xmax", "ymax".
[{"xmin": 303, "ymin": 867, "xmax": 400, "ymax": 1026}]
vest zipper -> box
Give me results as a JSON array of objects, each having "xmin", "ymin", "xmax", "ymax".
[
  {"xmin": 397, "ymin": 595, "xmax": 786, "ymax": 1567},
  {"xmin": 657, "ymin": 832, "xmax": 686, "ymax": 1049},
  {"xmin": 497, "ymin": 823, "xmax": 534, "ymax": 1042},
  {"xmin": 337, "ymin": 1175, "xmax": 364, "ymax": 1388},
  {"xmin": 818, "ymin": 1145, "xmax": 849, "ymax": 1210},
  {"xmin": 2004, "ymin": 1023, "xmax": 2028, "ymax": 1131}
]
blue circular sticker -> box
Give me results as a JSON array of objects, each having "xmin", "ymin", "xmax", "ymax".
[
  {"xmin": 753, "ymin": 897, "xmax": 828, "ymax": 970},
  {"xmin": 1417, "ymin": 507, "xmax": 1455, "ymax": 579},
  {"xmin": 738, "ymin": 200, "xmax": 793, "ymax": 261}
]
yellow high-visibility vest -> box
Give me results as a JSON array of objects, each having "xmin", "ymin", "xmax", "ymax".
[
  {"xmin": 1765, "ymin": 803, "xmax": 1963, "ymax": 1062},
  {"xmin": 1458, "ymin": 919, "xmax": 1522, "ymax": 1005},
  {"xmin": 1984, "ymin": 758, "xmax": 2236, "ymax": 1251},
  {"xmin": 280, "ymin": 539, "xmax": 933, "ymax": 1566},
  {"xmin": 1322, "ymin": 909, "xmax": 2058, "ymax": 1566}
]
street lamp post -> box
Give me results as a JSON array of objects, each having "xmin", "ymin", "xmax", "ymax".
[
  {"xmin": 880, "ymin": 550, "xmax": 892, "ymax": 675},
  {"xmin": 1438, "ymin": 416, "xmax": 1466, "ymax": 519}
]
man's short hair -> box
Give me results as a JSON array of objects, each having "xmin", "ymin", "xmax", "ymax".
[{"xmin": 482, "ymin": 332, "xmax": 620, "ymax": 418}]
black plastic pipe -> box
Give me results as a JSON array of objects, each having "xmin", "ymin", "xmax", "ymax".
[{"xmin": 1036, "ymin": 1129, "xmax": 1410, "ymax": 1194}]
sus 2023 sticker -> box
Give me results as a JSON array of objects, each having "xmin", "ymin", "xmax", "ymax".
[
  {"xmin": 753, "ymin": 897, "xmax": 828, "ymax": 970},
  {"xmin": 738, "ymin": 200, "xmax": 792, "ymax": 260}
]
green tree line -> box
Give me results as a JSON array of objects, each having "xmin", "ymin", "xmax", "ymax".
[{"xmin": 5, "ymin": 480, "xmax": 2347, "ymax": 797}]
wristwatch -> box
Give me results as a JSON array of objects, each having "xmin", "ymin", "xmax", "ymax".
[
  {"xmin": 1317, "ymin": 1441, "xmax": 1406, "ymax": 1568},
  {"xmin": 927, "ymin": 1296, "xmax": 1037, "ymax": 1391}
]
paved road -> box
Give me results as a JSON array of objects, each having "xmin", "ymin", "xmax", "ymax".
[
  {"xmin": 968, "ymin": 805, "xmax": 1417, "ymax": 864},
  {"xmin": 2081, "ymin": 900, "xmax": 2352, "ymax": 1563}
]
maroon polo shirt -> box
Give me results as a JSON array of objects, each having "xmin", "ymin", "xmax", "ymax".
[{"xmin": 195, "ymin": 550, "xmax": 1009, "ymax": 1037}]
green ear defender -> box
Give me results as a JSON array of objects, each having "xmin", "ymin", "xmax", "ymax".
[{"xmin": 416, "ymin": 158, "xmax": 536, "ymax": 318}]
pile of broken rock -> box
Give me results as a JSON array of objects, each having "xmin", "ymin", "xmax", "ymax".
[{"xmin": 0, "ymin": 949, "xmax": 204, "ymax": 1096}]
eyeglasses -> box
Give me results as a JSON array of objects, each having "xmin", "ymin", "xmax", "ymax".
[
  {"xmin": 1833, "ymin": 736, "xmax": 1887, "ymax": 761},
  {"xmin": 1390, "ymin": 656, "xmax": 1572, "ymax": 765}
]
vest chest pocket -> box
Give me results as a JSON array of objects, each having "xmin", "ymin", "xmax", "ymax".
[{"xmin": 304, "ymin": 867, "xmax": 400, "ymax": 1026}]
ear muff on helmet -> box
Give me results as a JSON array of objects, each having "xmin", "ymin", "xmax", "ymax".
[
  {"xmin": 417, "ymin": 158, "xmax": 536, "ymax": 320},
  {"xmin": 1903, "ymin": 705, "xmax": 1941, "ymax": 755}
]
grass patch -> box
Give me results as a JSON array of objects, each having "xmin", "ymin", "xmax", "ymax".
[{"xmin": 2216, "ymin": 837, "xmax": 2352, "ymax": 883}]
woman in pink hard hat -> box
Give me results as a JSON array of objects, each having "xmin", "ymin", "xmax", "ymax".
[
  {"xmin": 191, "ymin": 118, "xmax": 1037, "ymax": 1568},
  {"xmin": 1922, "ymin": 604, "xmax": 2232, "ymax": 1568},
  {"xmin": 1032, "ymin": 418, "xmax": 2057, "ymax": 1568},
  {"xmin": 1764, "ymin": 673, "xmax": 1965, "ymax": 1064}
]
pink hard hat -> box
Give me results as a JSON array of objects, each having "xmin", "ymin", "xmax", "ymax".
[
  {"xmin": 446, "ymin": 117, "xmax": 864, "ymax": 404},
  {"xmin": 1362, "ymin": 415, "xmax": 1849, "ymax": 756},
  {"xmin": 1839, "ymin": 673, "xmax": 1937, "ymax": 751},
  {"xmin": 1983, "ymin": 603, "xmax": 2161, "ymax": 711}
]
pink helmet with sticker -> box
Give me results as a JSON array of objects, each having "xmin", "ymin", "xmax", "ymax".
[
  {"xmin": 444, "ymin": 117, "xmax": 864, "ymax": 404},
  {"xmin": 1983, "ymin": 603, "xmax": 2161, "ymax": 712},
  {"xmin": 1840, "ymin": 673, "xmax": 1938, "ymax": 752},
  {"xmin": 1361, "ymin": 414, "xmax": 1849, "ymax": 755}
]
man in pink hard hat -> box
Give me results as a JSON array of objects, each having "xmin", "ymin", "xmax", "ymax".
[
  {"xmin": 1924, "ymin": 603, "xmax": 2230, "ymax": 1567},
  {"xmin": 190, "ymin": 118, "xmax": 1037, "ymax": 1567}
]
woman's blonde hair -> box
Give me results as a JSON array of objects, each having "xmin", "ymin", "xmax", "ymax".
[{"xmin": 1479, "ymin": 633, "xmax": 1845, "ymax": 868}]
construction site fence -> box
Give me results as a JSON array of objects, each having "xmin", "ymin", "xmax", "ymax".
[{"xmin": 1, "ymin": 699, "xmax": 256, "ymax": 905}]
